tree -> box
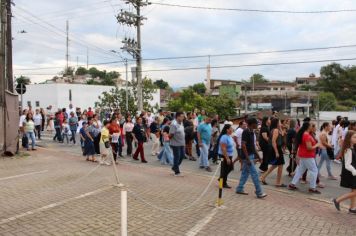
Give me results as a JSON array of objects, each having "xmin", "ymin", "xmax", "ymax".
[
  {"xmin": 95, "ymin": 77, "xmax": 158, "ymax": 113},
  {"xmin": 207, "ymin": 95, "xmax": 236, "ymax": 120},
  {"xmin": 250, "ymin": 73, "xmax": 268, "ymax": 83},
  {"xmin": 319, "ymin": 92, "xmax": 337, "ymax": 111},
  {"xmin": 88, "ymin": 67, "xmax": 106, "ymax": 79},
  {"xmin": 15, "ymin": 76, "xmax": 31, "ymax": 85},
  {"xmin": 153, "ymin": 79, "xmax": 169, "ymax": 89},
  {"xmin": 63, "ymin": 66, "xmax": 75, "ymax": 76},
  {"xmin": 75, "ymin": 67, "xmax": 88, "ymax": 75},
  {"xmin": 190, "ymin": 83, "xmax": 206, "ymax": 95}
]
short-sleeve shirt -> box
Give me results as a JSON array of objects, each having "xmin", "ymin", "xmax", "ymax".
[
  {"xmin": 297, "ymin": 132, "xmax": 316, "ymax": 158},
  {"xmin": 241, "ymin": 129, "xmax": 256, "ymax": 159},
  {"xmin": 258, "ymin": 126, "xmax": 270, "ymax": 148},
  {"xmin": 197, "ymin": 123, "xmax": 212, "ymax": 145},
  {"xmin": 234, "ymin": 128, "xmax": 244, "ymax": 148},
  {"xmin": 69, "ymin": 117, "xmax": 78, "ymax": 131},
  {"xmin": 100, "ymin": 127, "xmax": 110, "ymax": 143},
  {"xmin": 169, "ymin": 121, "xmax": 185, "ymax": 146},
  {"xmin": 218, "ymin": 134, "xmax": 234, "ymax": 156}
]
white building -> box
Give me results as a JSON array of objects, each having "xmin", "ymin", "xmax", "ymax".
[{"xmin": 21, "ymin": 83, "xmax": 160, "ymax": 111}]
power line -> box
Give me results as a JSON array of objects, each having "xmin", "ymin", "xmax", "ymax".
[
  {"xmin": 151, "ymin": 2, "xmax": 356, "ymax": 14},
  {"xmin": 14, "ymin": 57, "xmax": 356, "ymax": 75}
]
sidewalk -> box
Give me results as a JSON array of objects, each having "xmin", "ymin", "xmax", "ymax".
[{"xmin": 0, "ymin": 148, "xmax": 355, "ymax": 235}]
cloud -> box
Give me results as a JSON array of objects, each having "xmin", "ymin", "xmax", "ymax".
[{"xmin": 11, "ymin": 0, "xmax": 356, "ymax": 86}]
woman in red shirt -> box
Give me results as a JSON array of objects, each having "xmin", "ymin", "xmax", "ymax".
[
  {"xmin": 288, "ymin": 122, "xmax": 321, "ymax": 194},
  {"xmin": 109, "ymin": 118, "xmax": 121, "ymax": 164}
]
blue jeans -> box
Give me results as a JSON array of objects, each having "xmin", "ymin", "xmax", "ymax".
[
  {"xmin": 171, "ymin": 146, "xmax": 185, "ymax": 174},
  {"xmin": 236, "ymin": 154, "xmax": 263, "ymax": 196},
  {"xmin": 158, "ymin": 142, "xmax": 173, "ymax": 165},
  {"xmin": 199, "ymin": 143, "xmax": 209, "ymax": 167},
  {"xmin": 70, "ymin": 130, "xmax": 76, "ymax": 144},
  {"xmin": 291, "ymin": 158, "xmax": 318, "ymax": 189},
  {"xmin": 26, "ymin": 131, "xmax": 36, "ymax": 149},
  {"xmin": 318, "ymin": 149, "xmax": 333, "ymax": 177}
]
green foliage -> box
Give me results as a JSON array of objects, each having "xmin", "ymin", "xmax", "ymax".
[
  {"xmin": 63, "ymin": 66, "xmax": 75, "ymax": 76},
  {"xmin": 190, "ymin": 83, "xmax": 206, "ymax": 95},
  {"xmin": 16, "ymin": 76, "xmax": 31, "ymax": 85},
  {"xmin": 75, "ymin": 67, "xmax": 88, "ymax": 75},
  {"xmin": 95, "ymin": 77, "xmax": 157, "ymax": 113},
  {"xmin": 250, "ymin": 73, "xmax": 268, "ymax": 83},
  {"xmin": 319, "ymin": 92, "xmax": 337, "ymax": 111},
  {"xmin": 168, "ymin": 88, "xmax": 236, "ymax": 119},
  {"xmin": 84, "ymin": 67, "xmax": 120, "ymax": 86},
  {"xmin": 153, "ymin": 79, "xmax": 169, "ymax": 89},
  {"xmin": 319, "ymin": 63, "xmax": 356, "ymax": 101},
  {"xmin": 88, "ymin": 67, "xmax": 106, "ymax": 79}
]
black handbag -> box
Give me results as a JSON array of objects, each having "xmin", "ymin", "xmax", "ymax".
[
  {"xmin": 104, "ymin": 141, "xmax": 110, "ymax": 148},
  {"xmin": 327, "ymin": 147, "xmax": 335, "ymax": 160}
]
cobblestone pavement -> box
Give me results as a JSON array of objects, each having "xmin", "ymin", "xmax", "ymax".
[{"xmin": 0, "ymin": 134, "xmax": 354, "ymax": 236}]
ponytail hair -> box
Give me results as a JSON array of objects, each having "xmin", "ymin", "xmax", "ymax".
[
  {"xmin": 320, "ymin": 122, "xmax": 329, "ymax": 132},
  {"xmin": 295, "ymin": 122, "xmax": 311, "ymax": 150}
]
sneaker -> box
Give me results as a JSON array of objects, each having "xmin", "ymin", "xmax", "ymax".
[
  {"xmin": 257, "ymin": 193, "xmax": 268, "ymax": 199},
  {"xmin": 205, "ymin": 167, "xmax": 212, "ymax": 172},
  {"xmin": 141, "ymin": 160, "xmax": 148, "ymax": 163},
  {"xmin": 105, "ymin": 162, "xmax": 112, "ymax": 166},
  {"xmin": 223, "ymin": 184, "xmax": 232, "ymax": 189},
  {"xmin": 308, "ymin": 188, "xmax": 321, "ymax": 194},
  {"xmin": 288, "ymin": 184, "xmax": 298, "ymax": 190},
  {"xmin": 349, "ymin": 208, "xmax": 356, "ymax": 214},
  {"xmin": 174, "ymin": 173, "xmax": 183, "ymax": 177},
  {"xmin": 332, "ymin": 198, "xmax": 340, "ymax": 211},
  {"xmin": 199, "ymin": 166, "xmax": 204, "ymax": 169},
  {"xmin": 333, "ymin": 160, "xmax": 341, "ymax": 164},
  {"xmin": 236, "ymin": 191, "xmax": 248, "ymax": 195}
]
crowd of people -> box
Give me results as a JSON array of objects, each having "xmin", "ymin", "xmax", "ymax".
[{"xmin": 18, "ymin": 105, "xmax": 356, "ymax": 213}]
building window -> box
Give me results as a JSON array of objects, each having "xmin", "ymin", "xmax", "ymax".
[
  {"xmin": 27, "ymin": 101, "xmax": 31, "ymax": 107},
  {"xmin": 36, "ymin": 101, "xmax": 40, "ymax": 107}
]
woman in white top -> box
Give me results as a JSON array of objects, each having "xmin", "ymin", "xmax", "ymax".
[
  {"xmin": 123, "ymin": 116, "xmax": 135, "ymax": 156},
  {"xmin": 333, "ymin": 131, "xmax": 356, "ymax": 214},
  {"xmin": 23, "ymin": 113, "xmax": 36, "ymax": 151}
]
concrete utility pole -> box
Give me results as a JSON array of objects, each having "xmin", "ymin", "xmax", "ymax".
[
  {"xmin": 65, "ymin": 20, "xmax": 69, "ymax": 71},
  {"xmin": 125, "ymin": 58, "xmax": 128, "ymax": 111},
  {"xmin": 117, "ymin": 0, "xmax": 150, "ymax": 112},
  {"xmin": 307, "ymin": 89, "xmax": 311, "ymax": 117},
  {"xmin": 6, "ymin": 0, "xmax": 12, "ymax": 92},
  {"xmin": 86, "ymin": 47, "xmax": 89, "ymax": 69},
  {"xmin": 0, "ymin": 0, "xmax": 6, "ymax": 101},
  {"xmin": 244, "ymin": 85, "xmax": 248, "ymax": 115}
]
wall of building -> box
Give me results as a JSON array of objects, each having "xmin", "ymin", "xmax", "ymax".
[{"xmin": 21, "ymin": 84, "xmax": 160, "ymax": 111}]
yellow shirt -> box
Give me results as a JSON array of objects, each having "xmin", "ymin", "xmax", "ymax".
[{"xmin": 100, "ymin": 127, "xmax": 110, "ymax": 143}]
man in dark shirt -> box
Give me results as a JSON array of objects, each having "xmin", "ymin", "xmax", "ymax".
[
  {"xmin": 132, "ymin": 117, "xmax": 147, "ymax": 163},
  {"xmin": 236, "ymin": 118, "xmax": 267, "ymax": 198}
]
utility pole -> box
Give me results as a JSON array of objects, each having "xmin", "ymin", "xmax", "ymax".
[
  {"xmin": 316, "ymin": 92, "xmax": 320, "ymax": 128},
  {"xmin": 86, "ymin": 47, "xmax": 89, "ymax": 69},
  {"xmin": 306, "ymin": 89, "xmax": 311, "ymax": 117},
  {"xmin": 206, "ymin": 55, "xmax": 211, "ymax": 93},
  {"xmin": 65, "ymin": 20, "xmax": 69, "ymax": 71},
  {"xmin": 125, "ymin": 58, "xmax": 128, "ymax": 111},
  {"xmin": 5, "ymin": 0, "xmax": 12, "ymax": 92},
  {"xmin": 76, "ymin": 56, "xmax": 78, "ymax": 68},
  {"xmin": 244, "ymin": 85, "xmax": 248, "ymax": 115},
  {"xmin": 117, "ymin": 0, "xmax": 150, "ymax": 112},
  {"xmin": 0, "ymin": 0, "xmax": 7, "ymax": 151}
]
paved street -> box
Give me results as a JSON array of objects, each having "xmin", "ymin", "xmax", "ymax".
[{"xmin": 0, "ymin": 133, "xmax": 355, "ymax": 236}]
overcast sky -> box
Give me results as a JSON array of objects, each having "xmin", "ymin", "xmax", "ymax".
[{"xmin": 12, "ymin": 0, "xmax": 356, "ymax": 87}]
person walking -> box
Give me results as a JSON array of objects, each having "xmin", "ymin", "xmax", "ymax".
[
  {"xmin": 318, "ymin": 122, "xmax": 338, "ymax": 180},
  {"xmin": 332, "ymin": 131, "xmax": 356, "ymax": 214},
  {"xmin": 286, "ymin": 119, "xmax": 297, "ymax": 176},
  {"xmin": 23, "ymin": 113, "xmax": 36, "ymax": 151},
  {"xmin": 197, "ymin": 117, "xmax": 213, "ymax": 172},
  {"xmin": 92, "ymin": 114, "xmax": 102, "ymax": 155},
  {"xmin": 99, "ymin": 120, "xmax": 112, "ymax": 166},
  {"xmin": 123, "ymin": 116, "xmax": 134, "ymax": 156},
  {"xmin": 109, "ymin": 118, "xmax": 121, "ymax": 164},
  {"xmin": 209, "ymin": 119, "xmax": 220, "ymax": 164},
  {"xmin": 80, "ymin": 121, "xmax": 96, "ymax": 162},
  {"xmin": 40, "ymin": 108, "xmax": 45, "ymax": 132},
  {"xmin": 150, "ymin": 116, "xmax": 160, "ymax": 156},
  {"xmin": 33, "ymin": 109, "xmax": 42, "ymax": 140},
  {"xmin": 170, "ymin": 112, "xmax": 186, "ymax": 176},
  {"xmin": 157, "ymin": 125, "xmax": 173, "ymax": 165},
  {"xmin": 62, "ymin": 119, "xmax": 70, "ymax": 144},
  {"xmin": 258, "ymin": 117, "xmax": 271, "ymax": 172},
  {"xmin": 53, "ymin": 112, "xmax": 63, "ymax": 143},
  {"xmin": 132, "ymin": 117, "xmax": 147, "ymax": 163},
  {"xmin": 68, "ymin": 112, "xmax": 78, "ymax": 144},
  {"xmin": 260, "ymin": 118, "xmax": 286, "ymax": 187},
  {"xmin": 288, "ymin": 122, "xmax": 321, "ymax": 194},
  {"xmin": 184, "ymin": 112, "xmax": 196, "ymax": 161},
  {"xmin": 236, "ymin": 118, "xmax": 267, "ymax": 198},
  {"xmin": 233, "ymin": 121, "xmax": 246, "ymax": 170},
  {"xmin": 218, "ymin": 124, "xmax": 235, "ymax": 188}
]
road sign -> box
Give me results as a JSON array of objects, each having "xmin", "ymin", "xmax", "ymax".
[{"xmin": 15, "ymin": 83, "xmax": 26, "ymax": 95}]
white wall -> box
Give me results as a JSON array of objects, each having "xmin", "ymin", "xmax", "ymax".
[
  {"xmin": 21, "ymin": 84, "xmax": 160, "ymax": 111},
  {"xmin": 319, "ymin": 111, "xmax": 356, "ymax": 121}
]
